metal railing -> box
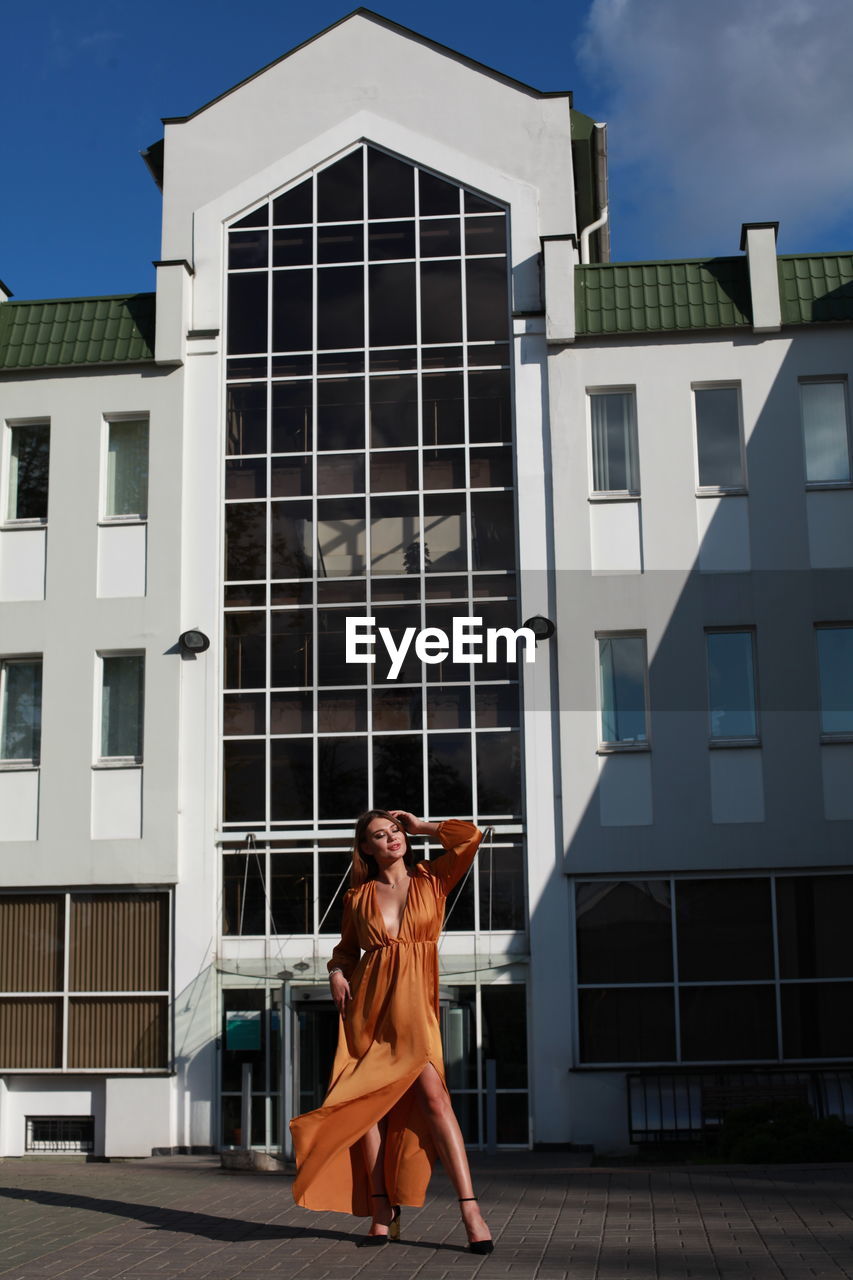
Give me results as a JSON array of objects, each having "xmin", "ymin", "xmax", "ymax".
[
  {"xmin": 627, "ymin": 1069, "xmax": 853, "ymax": 1144},
  {"xmin": 25, "ymin": 1115, "xmax": 94, "ymax": 1153}
]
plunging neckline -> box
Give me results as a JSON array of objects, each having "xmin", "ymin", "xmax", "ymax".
[{"xmin": 372, "ymin": 874, "xmax": 413, "ymax": 941}]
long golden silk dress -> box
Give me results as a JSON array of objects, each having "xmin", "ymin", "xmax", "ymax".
[{"xmin": 290, "ymin": 820, "xmax": 484, "ymax": 1216}]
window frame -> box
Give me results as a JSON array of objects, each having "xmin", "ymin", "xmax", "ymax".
[
  {"xmin": 100, "ymin": 414, "xmax": 150, "ymax": 524},
  {"xmin": 3, "ymin": 419, "xmax": 51, "ymax": 526},
  {"xmin": 95, "ymin": 651, "xmax": 146, "ymax": 766},
  {"xmin": 220, "ymin": 143, "xmax": 523, "ymax": 834},
  {"xmin": 692, "ymin": 382, "xmax": 748, "ymax": 496},
  {"xmin": 0, "ymin": 889, "xmax": 172, "ymax": 1075},
  {"xmin": 705, "ymin": 626, "xmax": 760, "ymax": 747},
  {"xmin": 799, "ymin": 376, "xmax": 852, "ymax": 489},
  {"xmin": 0, "ymin": 656, "xmax": 43, "ymax": 767},
  {"xmin": 815, "ymin": 622, "xmax": 853, "ymax": 743},
  {"xmin": 586, "ymin": 386, "xmax": 641, "ymax": 500},
  {"xmin": 595, "ymin": 630, "xmax": 651, "ymax": 753},
  {"xmin": 220, "ymin": 831, "xmax": 528, "ymax": 939},
  {"xmin": 573, "ymin": 870, "xmax": 853, "ymax": 1068}
]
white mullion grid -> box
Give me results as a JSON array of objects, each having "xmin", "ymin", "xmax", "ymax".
[
  {"xmin": 311, "ymin": 168, "xmax": 321, "ymax": 827},
  {"xmin": 769, "ymin": 872, "xmax": 784, "ymax": 1062},
  {"xmin": 262, "ymin": 841, "xmax": 270, "ymax": 948},
  {"xmin": 312, "ymin": 838, "xmax": 320, "ymax": 936},
  {"xmin": 363, "ymin": 146, "xmax": 376, "ymax": 810},
  {"xmin": 501, "ymin": 205, "xmax": 522, "ymax": 783},
  {"xmin": 265, "ymin": 199, "xmax": 274, "ymax": 840},
  {"xmin": 670, "ymin": 876, "xmax": 681, "ymax": 1063},
  {"xmin": 459, "ymin": 186, "xmax": 480, "ymax": 836},
  {"xmin": 413, "ymin": 166, "xmax": 431, "ymax": 817},
  {"xmin": 61, "ymin": 891, "xmax": 71, "ymax": 1069}
]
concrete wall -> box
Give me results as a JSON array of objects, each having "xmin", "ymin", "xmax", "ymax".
[
  {"xmin": 104, "ymin": 1076, "xmax": 173, "ymax": 1157},
  {"xmin": 545, "ymin": 319, "xmax": 853, "ymax": 1150},
  {"xmin": 0, "ymin": 363, "xmax": 201, "ymax": 1152},
  {"xmin": 549, "ymin": 326, "xmax": 853, "ymax": 877},
  {"xmin": 0, "ymin": 365, "xmax": 184, "ymax": 885},
  {"xmin": 0, "ymin": 1077, "xmax": 106, "ymax": 1157},
  {"xmin": 160, "ymin": 11, "xmax": 574, "ymax": 283}
]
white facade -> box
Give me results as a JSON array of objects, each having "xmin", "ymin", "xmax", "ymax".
[{"xmin": 1, "ymin": 13, "xmax": 851, "ymax": 1157}]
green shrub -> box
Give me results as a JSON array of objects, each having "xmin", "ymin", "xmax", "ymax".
[{"xmin": 717, "ymin": 1101, "xmax": 853, "ymax": 1163}]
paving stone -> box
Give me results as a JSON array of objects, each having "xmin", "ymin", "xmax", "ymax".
[{"xmin": 5, "ymin": 1156, "xmax": 853, "ymax": 1278}]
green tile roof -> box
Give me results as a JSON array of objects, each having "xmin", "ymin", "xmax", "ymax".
[
  {"xmin": 0, "ymin": 294, "xmax": 156, "ymax": 371},
  {"xmin": 575, "ymin": 258, "xmax": 752, "ymax": 336},
  {"xmin": 576, "ymin": 252, "xmax": 853, "ymax": 337},
  {"xmin": 778, "ymin": 254, "xmax": 853, "ymax": 324}
]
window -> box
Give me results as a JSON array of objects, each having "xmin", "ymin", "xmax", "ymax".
[
  {"xmin": 105, "ymin": 418, "xmax": 149, "ymax": 518},
  {"xmin": 6, "ymin": 423, "xmax": 49, "ymax": 521},
  {"xmin": 223, "ymin": 144, "xmax": 520, "ymax": 835},
  {"xmin": 597, "ymin": 634, "xmax": 648, "ymax": 747},
  {"xmin": 800, "ymin": 380, "xmax": 851, "ymax": 485},
  {"xmin": 99, "ymin": 655, "xmax": 144, "ymax": 760},
  {"xmin": 576, "ymin": 873, "xmax": 853, "ymax": 1065},
  {"xmin": 0, "ymin": 659, "xmax": 42, "ymax": 762},
  {"xmin": 589, "ymin": 391, "xmax": 639, "ymax": 494},
  {"xmin": 0, "ymin": 892, "xmax": 170, "ymax": 1071},
  {"xmin": 694, "ymin": 385, "xmax": 745, "ymax": 491},
  {"xmin": 816, "ymin": 625, "xmax": 853, "ymax": 737},
  {"xmin": 706, "ymin": 629, "xmax": 758, "ymax": 742},
  {"xmin": 222, "ymin": 833, "xmax": 525, "ymax": 937},
  {"xmin": 26, "ymin": 1116, "xmax": 94, "ymax": 1153}
]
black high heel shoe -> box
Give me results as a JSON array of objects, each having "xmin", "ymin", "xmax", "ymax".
[
  {"xmin": 459, "ymin": 1196, "xmax": 494, "ymax": 1254},
  {"xmin": 360, "ymin": 1193, "xmax": 401, "ymax": 1246}
]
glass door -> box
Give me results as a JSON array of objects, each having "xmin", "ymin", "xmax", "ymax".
[{"xmin": 292, "ymin": 995, "xmax": 340, "ymax": 1117}]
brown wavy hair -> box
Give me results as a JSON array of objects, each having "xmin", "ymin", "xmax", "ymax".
[{"xmin": 350, "ymin": 809, "xmax": 416, "ymax": 888}]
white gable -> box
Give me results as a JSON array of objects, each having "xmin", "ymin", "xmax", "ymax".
[{"xmin": 160, "ymin": 10, "xmax": 575, "ymax": 272}]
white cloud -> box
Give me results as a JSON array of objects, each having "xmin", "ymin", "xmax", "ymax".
[
  {"xmin": 579, "ymin": 0, "xmax": 853, "ymax": 258},
  {"xmin": 48, "ymin": 22, "xmax": 122, "ymax": 70}
]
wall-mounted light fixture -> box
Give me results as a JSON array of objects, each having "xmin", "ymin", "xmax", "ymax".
[
  {"xmin": 523, "ymin": 615, "xmax": 556, "ymax": 643},
  {"xmin": 178, "ymin": 629, "xmax": 211, "ymax": 655}
]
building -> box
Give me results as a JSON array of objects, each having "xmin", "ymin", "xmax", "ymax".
[{"xmin": 1, "ymin": 10, "xmax": 852, "ymax": 1159}]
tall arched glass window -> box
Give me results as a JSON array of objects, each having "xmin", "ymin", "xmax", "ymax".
[{"xmin": 222, "ymin": 144, "xmax": 521, "ymax": 837}]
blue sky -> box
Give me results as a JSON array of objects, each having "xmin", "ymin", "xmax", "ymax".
[{"xmin": 3, "ymin": 0, "xmax": 853, "ymax": 301}]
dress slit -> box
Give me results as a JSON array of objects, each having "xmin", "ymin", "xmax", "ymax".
[{"xmin": 290, "ymin": 821, "xmax": 484, "ymax": 1216}]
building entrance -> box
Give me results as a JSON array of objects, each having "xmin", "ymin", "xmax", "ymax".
[
  {"xmin": 220, "ymin": 978, "xmax": 529, "ymax": 1154},
  {"xmin": 293, "ymin": 995, "xmax": 339, "ymax": 1114}
]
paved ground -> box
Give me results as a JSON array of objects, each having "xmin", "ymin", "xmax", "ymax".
[{"xmin": 3, "ymin": 1152, "xmax": 853, "ymax": 1279}]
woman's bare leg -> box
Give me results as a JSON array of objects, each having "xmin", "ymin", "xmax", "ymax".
[
  {"xmin": 414, "ymin": 1063, "xmax": 491, "ymax": 1244},
  {"xmin": 360, "ymin": 1121, "xmax": 393, "ymax": 1235}
]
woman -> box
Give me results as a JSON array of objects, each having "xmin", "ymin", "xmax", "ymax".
[{"xmin": 290, "ymin": 809, "xmax": 493, "ymax": 1252}]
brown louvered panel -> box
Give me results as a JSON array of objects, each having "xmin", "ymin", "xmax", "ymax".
[
  {"xmin": 0, "ymin": 998, "xmax": 62, "ymax": 1067},
  {"xmin": 68, "ymin": 998, "xmax": 168, "ymax": 1069},
  {"xmin": 0, "ymin": 897, "xmax": 63, "ymax": 992},
  {"xmin": 69, "ymin": 894, "xmax": 168, "ymax": 992}
]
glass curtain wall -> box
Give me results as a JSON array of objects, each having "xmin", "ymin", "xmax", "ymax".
[
  {"xmin": 576, "ymin": 874, "xmax": 853, "ymax": 1064},
  {"xmin": 221, "ymin": 146, "xmax": 528, "ymax": 1150},
  {"xmin": 222, "ymin": 145, "xmax": 521, "ymax": 831}
]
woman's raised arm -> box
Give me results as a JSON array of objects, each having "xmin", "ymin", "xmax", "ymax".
[{"xmin": 390, "ymin": 813, "xmax": 485, "ymax": 895}]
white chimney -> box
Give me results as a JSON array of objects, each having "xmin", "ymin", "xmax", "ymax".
[
  {"xmin": 543, "ymin": 234, "xmax": 579, "ymax": 344},
  {"xmin": 740, "ymin": 222, "xmax": 781, "ymax": 333}
]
